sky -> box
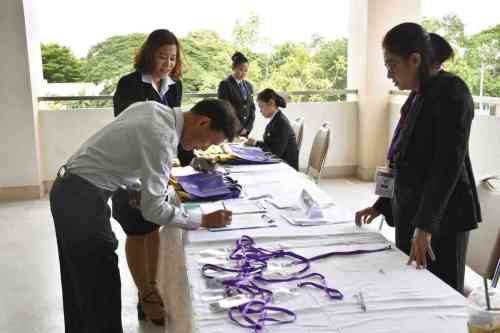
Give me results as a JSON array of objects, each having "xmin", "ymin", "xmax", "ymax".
[{"xmin": 37, "ymin": 0, "xmax": 500, "ymax": 58}]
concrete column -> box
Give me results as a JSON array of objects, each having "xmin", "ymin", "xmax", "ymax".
[
  {"xmin": 348, "ymin": 0, "xmax": 421, "ymax": 180},
  {"xmin": 0, "ymin": 0, "xmax": 44, "ymax": 199}
]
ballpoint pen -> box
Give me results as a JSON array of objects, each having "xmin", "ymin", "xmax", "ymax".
[
  {"xmin": 492, "ymin": 259, "xmax": 499, "ymax": 288},
  {"xmin": 356, "ymin": 291, "xmax": 367, "ymax": 312}
]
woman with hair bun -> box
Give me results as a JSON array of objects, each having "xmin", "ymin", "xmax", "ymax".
[
  {"xmin": 245, "ymin": 88, "xmax": 299, "ymax": 170},
  {"xmin": 355, "ymin": 23, "xmax": 481, "ymax": 293},
  {"xmin": 429, "ymin": 32, "xmax": 454, "ymax": 70},
  {"xmin": 217, "ymin": 51, "xmax": 256, "ymax": 136}
]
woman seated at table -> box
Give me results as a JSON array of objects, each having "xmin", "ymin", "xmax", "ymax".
[{"xmin": 245, "ymin": 88, "xmax": 299, "ymax": 170}]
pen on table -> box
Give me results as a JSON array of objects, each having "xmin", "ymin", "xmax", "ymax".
[
  {"xmin": 261, "ymin": 214, "xmax": 276, "ymax": 224},
  {"xmin": 378, "ymin": 216, "xmax": 385, "ymax": 231},
  {"xmin": 358, "ymin": 291, "xmax": 367, "ymax": 312}
]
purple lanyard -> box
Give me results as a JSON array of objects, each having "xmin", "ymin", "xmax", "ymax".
[
  {"xmin": 387, "ymin": 94, "xmax": 419, "ymax": 161},
  {"xmin": 201, "ymin": 235, "xmax": 391, "ymax": 332}
]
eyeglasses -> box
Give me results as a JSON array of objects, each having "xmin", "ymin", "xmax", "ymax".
[{"xmin": 384, "ymin": 58, "xmax": 401, "ymax": 72}]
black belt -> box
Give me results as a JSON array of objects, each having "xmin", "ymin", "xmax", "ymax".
[
  {"xmin": 57, "ymin": 165, "xmax": 68, "ymax": 179},
  {"xmin": 56, "ymin": 165, "xmax": 112, "ymax": 197}
]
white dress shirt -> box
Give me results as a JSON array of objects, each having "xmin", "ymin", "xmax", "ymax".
[
  {"xmin": 66, "ymin": 101, "xmax": 201, "ymax": 229},
  {"xmin": 142, "ymin": 73, "xmax": 176, "ymax": 101}
]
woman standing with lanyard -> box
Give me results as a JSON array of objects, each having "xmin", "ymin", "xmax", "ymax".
[
  {"xmin": 355, "ymin": 23, "xmax": 481, "ymax": 293},
  {"xmin": 245, "ymin": 88, "xmax": 299, "ymax": 170},
  {"xmin": 113, "ymin": 29, "xmax": 188, "ymax": 325},
  {"xmin": 218, "ymin": 51, "xmax": 256, "ymax": 137}
]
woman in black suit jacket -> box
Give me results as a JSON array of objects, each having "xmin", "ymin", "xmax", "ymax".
[
  {"xmin": 217, "ymin": 52, "xmax": 256, "ymax": 136},
  {"xmin": 245, "ymin": 88, "xmax": 299, "ymax": 170},
  {"xmin": 112, "ymin": 29, "xmax": 190, "ymax": 325},
  {"xmin": 355, "ymin": 23, "xmax": 481, "ymax": 293}
]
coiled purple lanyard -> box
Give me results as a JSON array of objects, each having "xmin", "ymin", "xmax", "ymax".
[{"xmin": 201, "ymin": 235, "xmax": 391, "ymax": 332}]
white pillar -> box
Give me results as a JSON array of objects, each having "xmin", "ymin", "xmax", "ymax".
[
  {"xmin": 0, "ymin": 0, "xmax": 44, "ymax": 199},
  {"xmin": 348, "ymin": 0, "xmax": 421, "ymax": 180}
]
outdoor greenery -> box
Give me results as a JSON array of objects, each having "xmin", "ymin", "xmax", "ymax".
[
  {"xmin": 41, "ymin": 13, "xmax": 499, "ymax": 109},
  {"xmin": 422, "ymin": 14, "xmax": 500, "ymax": 97},
  {"xmin": 41, "ymin": 43, "xmax": 85, "ymax": 82}
]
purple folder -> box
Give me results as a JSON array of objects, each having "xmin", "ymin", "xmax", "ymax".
[
  {"xmin": 225, "ymin": 145, "xmax": 281, "ymax": 165},
  {"xmin": 175, "ymin": 173, "xmax": 241, "ymax": 201}
]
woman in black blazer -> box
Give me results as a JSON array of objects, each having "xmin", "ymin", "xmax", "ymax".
[
  {"xmin": 355, "ymin": 23, "xmax": 481, "ymax": 293},
  {"xmin": 217, "ymin": 52, "xmax": 256, "ymax": 136},
  {"xmin": 245, "ymin": 88, "xmax": 299, "ymax": 170},
  {"xmin": 113, "ymin": 29, "xmax": 189, "ymax": 325}
]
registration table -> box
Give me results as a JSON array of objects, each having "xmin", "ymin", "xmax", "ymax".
[{"xmin": 157, "ymin": 163, "xmax": 468, "ymax": 333}]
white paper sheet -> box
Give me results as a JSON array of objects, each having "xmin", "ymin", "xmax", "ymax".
[
  {"xmin": 221, "ymin": 198, "xmax": 266, "ymax": 215},
  {"xmin": 200, "ymin": 202, "xmax": 224, "ymax": 214},
  {"xmin": 181, "ymin": 232, "xmax": 467, "ymax": 333},
  {"xmin": 162, "ymin": 163, "xmax": 468, "ymax": 333},
  {"xmin": 206, "ymin": 213, "xmax": 273, "ymax": 232}
]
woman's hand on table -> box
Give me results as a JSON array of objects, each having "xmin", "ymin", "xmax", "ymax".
[{"xmin": 355, "ymin": 206, "xmax": 380, "ymax": 226}]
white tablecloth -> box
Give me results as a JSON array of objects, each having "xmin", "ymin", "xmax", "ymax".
[{"xmin": 158, "ymin": 163, "xmax": 468, "ymax": 333}]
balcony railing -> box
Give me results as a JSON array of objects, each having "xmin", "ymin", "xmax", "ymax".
[
  {"xmin": 38, "ymin": 89, "xmax": 359, "ymax": 110},
  {"xmin": 390, "ymin": 90, "xmax": 500, "ymax": 116}
]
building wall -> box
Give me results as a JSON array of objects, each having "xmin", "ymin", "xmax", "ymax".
[
  {"xmin": 39, "ymin": 102, "xmax": 359, "ymax": 185},
  {"xmin": 389, "ymin": 99, "xmax": 500, "ymax": 181},
  {"xmin": 348, "ymin": 0, "xmax": 422, "ymax": 180},
  {"xmin": 0, "ymin": 0, "xmax": 44, "ymax": 199}
]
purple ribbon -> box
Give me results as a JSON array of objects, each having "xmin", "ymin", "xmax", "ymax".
[
  {"xmin": 387, "ymin": 93, "xmax": 419, "ymax": 161},
  {"xmin": 201, "ymin": 235, "xmax": 391, "ymax": 332}
]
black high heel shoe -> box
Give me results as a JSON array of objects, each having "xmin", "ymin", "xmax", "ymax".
[{"xmin": 137, "ymin": 301, "xmax": 146, "ymax": 321}]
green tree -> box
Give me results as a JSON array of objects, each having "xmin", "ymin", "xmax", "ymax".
[
  {"xmin": 83, "ymin": 33, "xmax": 147, "ymax": 86},
  {"xmin": 181, "ymin": 30, "xmax": 235, "ymax": 94},
  {"xmin": 41, "ymin": 43, "xmax": 85, "ymax": 82},
  {"xmin": 467, "ymin": 25, "xmax": 500, "ymax": 96},
  {"xmin": 423, "ymin": 14, "xmax": 500, "ymax": 97},
  {"xmin": 232, "ymin": 11, "xmax": 260, "ymax": 50},
  {"xmin": 45, "ymin": 10, "xmax": 353, "ymax": 105},
  {"xmin": 314, "ymin": 37, "xmax": 348, "ymax": 89},
  {"xmin": 262, "ymin": 42, "xmax": 331, "ymax": 101},
  {"xmin": 422, "ymin": 14, "xmax": 466, "ymax": 48}
]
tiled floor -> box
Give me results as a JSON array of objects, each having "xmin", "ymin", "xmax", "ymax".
[{"xmin": 0, "ymin": 178, "xmax": 382, "ymax": 333}]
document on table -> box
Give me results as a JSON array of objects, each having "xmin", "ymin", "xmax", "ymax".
[
  {"xmin": 200, "ymin": 199, "xmax": 266, "ymax": 215},
  {"xmin": 207, "ymin": 214, "xmax": 275, "ymax": 232},
  {"xmin": 265, "ymin": 196, "xmax": 300, "ymax": 210},
  {"xmin": 221, "ymin": 199, "xmax": 266, "ymax": 215},
  {"xmin": 171, "ymin": 166, "xmax": 199, "ymax": 177},
  {"xmin": 200, "ymin": 202, "xmax": 224, "ymax": 214},
  {"xmin": 281, "ymin": 205, "xmax": 354, "ymax": 226}
]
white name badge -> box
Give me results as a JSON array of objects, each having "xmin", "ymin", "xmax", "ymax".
[
  {"xmin": 375, "ymin": 167, "xmax": 395, "ymax": 198},
  {"xmin": 299, "ymin": 189, "xmax": 323, "ymax": 219}
]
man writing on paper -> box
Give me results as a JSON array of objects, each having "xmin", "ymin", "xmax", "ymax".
[{"xmin": 49, "ymin": 98, "xmax": 238, "ymax": 332}]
